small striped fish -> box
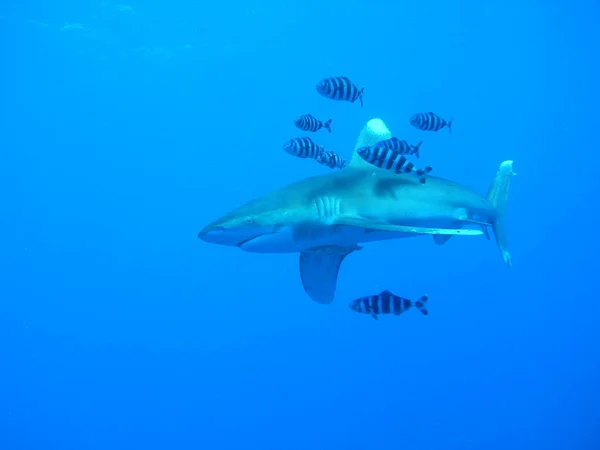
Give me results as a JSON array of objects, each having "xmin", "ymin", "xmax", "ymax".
[
  {"xmin": 316, "ymin": 150, "xmax": 347, "ymax": 170},
  {"xmin": 283, "ymin": 137, "xmax": 324, "ymax": 159},
  {"xmin": 316, "ymin": 76, "xmax": 364, "ymax": 107},
  {"xmin": 356, "ymin": 145, "xmax": 433, "ymax": 184},
  {"xmin": 349, "ymin": 289, "xmax": 429, "ymax": 321},
  {"xmin": 410, "ymin": 112, "xmax": 453, "ymax": 133},
  {"xmin": 294, "ymin": 114, "xmax": 332, "ymax": 133},
  {"xmin": 374, "ymin": 137, "xmax": 423, "ymax": 159}
]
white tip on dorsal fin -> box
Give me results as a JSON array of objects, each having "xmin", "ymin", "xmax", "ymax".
[{"xmin": 349, "ymin": 118, "xmax": 392, "ymax": 170}]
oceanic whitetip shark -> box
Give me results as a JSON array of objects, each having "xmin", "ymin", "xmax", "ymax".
[{"xmin": 198, "ymin": 118, "xmax": 515, "ymax": 304}]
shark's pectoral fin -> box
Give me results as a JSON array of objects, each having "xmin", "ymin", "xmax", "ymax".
[
  {"xmin": 299, "ymin": 245, "xmax": 360, "ymax": 304},
  {"xmin": 334, "ymin": 215, "xmax": 484, "ymax": 236}
]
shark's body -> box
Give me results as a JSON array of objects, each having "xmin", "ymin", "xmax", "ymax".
[{"xmin": 198, "ymin": 119, "xmax": 515, "ymax": 303}]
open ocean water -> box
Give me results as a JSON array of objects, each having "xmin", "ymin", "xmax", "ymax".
[{"xmin": 1, "ymin": 1, "xmax": 599, "ymax": 449}]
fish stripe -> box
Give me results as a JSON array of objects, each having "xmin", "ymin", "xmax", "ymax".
[{"xmin": 381, "ymin": 295, "xmax": 391, "ymax": 313}]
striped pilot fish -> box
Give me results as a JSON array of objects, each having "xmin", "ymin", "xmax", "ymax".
[
  {"xmin": 316, "ymin": 150, "xmax": 347, "ymax": 170},
  {"xmin": 349, "ymin": 289, "xmax": 429, "ymax": 321},
  {"xmin": 316, "ymin": 76, "xmax": 364, "ymax": 107},
  {"xmin": 374, "ymin": 137, "xmax": 423, "ymax": 159},
  {"xmin": 283, "ymin": 137, "xmax": 324, "ymax": 159},
  {"xmin": 410, "ymin": 112, "xmax": 454, "ymax": 133},
  {"xmin": 356, "ymin": 145, "xmax": 433, "ymax": 184},
  {"xmin": 294, "ymin": 114, "xmax": 332, "ymax": 133}
]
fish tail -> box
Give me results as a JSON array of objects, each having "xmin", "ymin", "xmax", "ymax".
[
  {"xmin": 447, "ymin": 117, "xmax": 454, "ymax": 134},
  {"xmin": 359, "ymin": 87, "xmax": 364, "ymax": 108},
  {"xmin": 415, "ymin": 165, "xmax": 433, "ymax": 184},
  {"xmin": 414, "ymin": 140, "xmax": 423, "ymax": 158},
  {"xmin": 486, "ymin": 160, "xmax": 517, "ymax": 267},
  {"xmin": 325, "ymin": 118, "xmax": 332, "ymax": 133},
  {"xmin": 414, "ymin": 295, "xmax": 429, "ymax": 316}
]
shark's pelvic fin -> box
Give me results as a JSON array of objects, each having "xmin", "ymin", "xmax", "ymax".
[
  {"xmin": 349, "ymin": 118, "xmax": 392, "ymax": 170},
  {"xmin": 334, "ymin": 215, "xmax": 484, "ymax": 236},
  {"xmin": 486, "ymin": 160, "xmax": 516, "ymax": 267},
  {"xmin": 299, "ymin": 245, "xmax": 360, "ymax": 304},
  {"xmin": 433, "ymin": 234, "xmax": 454, "ymax": 245}
]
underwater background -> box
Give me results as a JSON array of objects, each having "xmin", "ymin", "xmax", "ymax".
[{"xmin": 1, "ymin": 1, "xmax": 599, "ymax": 449}]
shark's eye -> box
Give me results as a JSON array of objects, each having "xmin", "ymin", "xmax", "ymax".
[{"xmin": 244, "ymin": 217, "xmax": 254, "ymax": 225}]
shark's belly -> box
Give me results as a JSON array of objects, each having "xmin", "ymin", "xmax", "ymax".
[{"xmin": 239, "ymin": 224, "xmax": 417, "ymax": 253}]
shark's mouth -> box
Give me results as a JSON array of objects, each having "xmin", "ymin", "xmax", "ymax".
[
  {"xmin": 236, "ymin": 227, "xmax": 299, "ymax": 253},
  {"xmin": 237, "ymin": 234, "xmax": 268, "ymax": 248}
]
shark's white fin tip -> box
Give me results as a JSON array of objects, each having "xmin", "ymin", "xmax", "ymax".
[
  {"xmin": 353, "ymin": 118, "xmax": 392, "ymax": 151},
  {"xmin": 499, "ymin": 160, "xmax": 517, "ymax": 176},
  {"xmin": 363, "ymin": 118, "xmax": 390, "ymax": 137}
]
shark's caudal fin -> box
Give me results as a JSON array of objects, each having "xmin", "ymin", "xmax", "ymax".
[
  {"xmin": 299, "ymin": 245, "xmax": 360, "ymax": 304},
  {"xmin": 348, "ymin": 118, "xmax": 392, "ymax": 170},
  {"xmin": 487, "ymin": 160, "xmax": 516, "ymax": 267}
]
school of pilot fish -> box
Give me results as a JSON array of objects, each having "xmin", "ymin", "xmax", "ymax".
[
  {"xmin": 198, "ymin": 74, "xmax": 515, "ymax": 320},
  {"xmin": 285, "ymin": 75, "xmax": 453, "ymax": 189},
  {"xmin": 283, "ymin": 76, "xmax": 455, "ymax": 319}
]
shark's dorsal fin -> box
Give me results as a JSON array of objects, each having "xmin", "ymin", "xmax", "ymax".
[
  {"xmin": 299, "ymin": 245, "xmax": 360, "ymax": 304},
  {"xmin": 349, "ymin": 118, "xmax": 392, "ymax": 171}
]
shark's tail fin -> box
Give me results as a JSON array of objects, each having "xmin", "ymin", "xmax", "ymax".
[{"xmin": 487, "ymin": 160, "xmax": 517, "ymax": 267}]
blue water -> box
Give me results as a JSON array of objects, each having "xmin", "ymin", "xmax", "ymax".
[{"xmin": 1, "ymin": 1, "xmax": 599, "ymax": 449}]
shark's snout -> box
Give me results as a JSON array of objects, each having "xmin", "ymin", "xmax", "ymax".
[
  {"xmin": 197, "ymin": 221, "xmax": 266, "ymax": 248},
  {"xmin": 197, "ymin": 224, "xmax": 226, "ymax": 244}
]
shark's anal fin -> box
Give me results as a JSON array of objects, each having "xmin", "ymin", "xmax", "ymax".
[{"xmin": 299, "ymin": 245, "xmax": 361, "ymax": 304}]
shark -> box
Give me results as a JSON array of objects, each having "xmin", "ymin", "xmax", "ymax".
[{"xmin": 197, "ymin": 118, "xmax": 516, "ymax": 304}]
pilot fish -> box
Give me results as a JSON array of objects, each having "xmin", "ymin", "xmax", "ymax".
[
  {"xmin": 349, "ymin": 290, "xmax": 429, "ymax": 321},
  {"xmin": 283, "ymin": 137, "xmax": 324, "ymax": 159},
  {"xmin": 374, "ymin": 137, "xmax": 423, "ymax": 159},
  {"xmin": 410, "ymin": 112, "xmax": 453, "ymax": 133},
  {"xmin": 316, "ymin": 150, "xmax": 347, "ymax": 170},
  {"xmin": 316, "ymin": 76, "xmax": 364, "ymax": 107},
  {"xmin": 294, "ymin": 114, "xmax": 332, "ymax": 133},
  {"xmin": 356, "ymin": 145, "xmax": 433, "ymax": 183}
]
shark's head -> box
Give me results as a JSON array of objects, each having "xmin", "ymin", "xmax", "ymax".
[
  {"xmin": 197, "ymin": 190, "xmax": 308, "ymax": 253},
  {"xmin": 198, "ymin": 213, "xmax": 266, "ymax": 248}
]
